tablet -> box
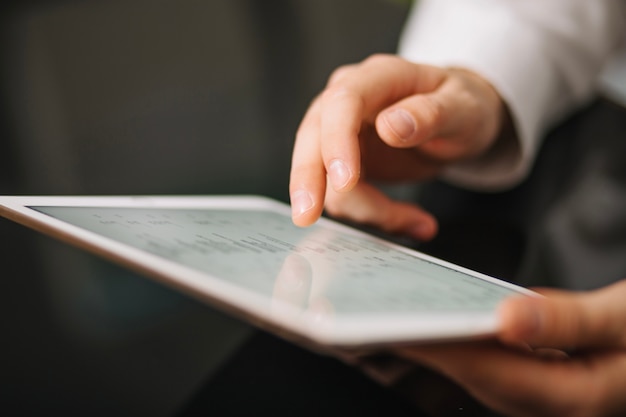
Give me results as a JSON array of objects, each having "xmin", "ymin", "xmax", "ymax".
[{"xmin": 0, "ymin": 195, "xmax": 535, "ymax": 350}]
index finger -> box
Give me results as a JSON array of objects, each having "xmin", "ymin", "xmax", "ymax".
[
  {"xmin": 290, "ymin": 95, "xmax": 327, "ymax": 226},
  {"xmin": 290, "ymin": 55, "xmax": 446, "ymax": 225},
  {"xmin": 318, "ymin": 56, "xmax": 445, "ymax": 190}
]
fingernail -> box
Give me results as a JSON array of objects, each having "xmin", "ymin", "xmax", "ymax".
[
  {"xmin": 291, "ymin": 190, "xmax": 314, "ymax": 217},
  {"xmin": 329, "ymin": 159, "xmax": 351, "ymax": 190},
  {"xmin": 385, "ymin": 109, "xmax": 416, "ymax": 141}
]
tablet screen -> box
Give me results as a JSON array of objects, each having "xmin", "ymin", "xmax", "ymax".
[{"xmin": 31, "ymin": 206, "xmax": 521, "ymax": 315}]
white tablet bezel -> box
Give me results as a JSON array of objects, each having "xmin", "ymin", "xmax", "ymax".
[{"xmin": 0, "ymin": 195, "xmax": 535, "ymax": 350}]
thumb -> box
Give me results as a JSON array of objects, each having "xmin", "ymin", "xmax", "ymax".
[
  {"xmin": 375, "ymin": 68, "xmax": 503, "ymax": 161},
  {"xmin": 498, "ymin": 280, "xmax": 626, "ymax": 350}
]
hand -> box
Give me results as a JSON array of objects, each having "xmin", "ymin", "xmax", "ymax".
[
  {"xmin": 289, "ymin": 54, "xmax": 506, "ymax": 240},
  {"xmin": 395, "ymin": 280, "xmax": 626, "ymax": 417}
]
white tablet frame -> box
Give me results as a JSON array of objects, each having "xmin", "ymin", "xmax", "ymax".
[{"xmin": 0, "ymin": 195, "xmax": 535, "ymax": 350}]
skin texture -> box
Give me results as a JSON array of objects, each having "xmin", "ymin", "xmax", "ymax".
[
  {"xmin": 289, "ymin": 54, "xmax": 626, "ymax": 416},
  {"xmin": 289, "ymin": 54, "xmax": 505, "ymax": 240},
  {"xmin": 395, "ymin": 282, "xmax": 626, "ymax": 417}
]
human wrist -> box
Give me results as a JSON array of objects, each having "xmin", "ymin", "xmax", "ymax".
[
  {"xmin": 438, "ymin": 68, "xmax": 524, "ymax": 191},
  {"xmin": 447, "ymin": 67, "xmax": 510, "ymax": 154}
]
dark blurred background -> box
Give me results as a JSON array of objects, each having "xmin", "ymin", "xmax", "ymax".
[{"xmin": 0, "ymin": 1, "xmax": 411, "ymax": 415}]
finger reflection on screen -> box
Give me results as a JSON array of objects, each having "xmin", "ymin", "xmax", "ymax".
[
  {"xmin": 272, "ymin": 253, "xmax": 312, "ymax": 313},
  {"xmin": 271, "ymin": 229, "xmax": 337, "ymax": 320}
]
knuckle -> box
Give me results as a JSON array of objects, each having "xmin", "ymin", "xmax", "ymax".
[
  {"xmin": 362, "ymin": 53, "xmax": 395, "ymax": 66},
  {"xmin": 419, "ymin": 96, "xmax": 446, "ymax": 130},
  {"xmin": 320, "ymin": 85, "xmax": 365, "ymax": 113},
  {"xmin": 321, "ymin": 84, "xmax": 353, "ymax": 101},
  {"xmin": 290, "ymin": 162, "xmax": 317, "ymax": 181},
  {"xmin": 294, "ymin": 117, "xmax": 315, "ymax": 143},
  {"xmin": 328, "ymin": 64, "xmax": 355, "ymax": 86},
  {"xmin": 329, "ymin": 54, "xmax": 402, "ymax": 87}
]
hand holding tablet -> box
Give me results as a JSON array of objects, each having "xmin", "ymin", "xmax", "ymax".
[{"xmin": 0, "ymin": 195, "xmax": 535, "ymax": 350}]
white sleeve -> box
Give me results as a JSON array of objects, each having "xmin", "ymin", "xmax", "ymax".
[{"xmin": 399, "ymin": 0, "xmax": 626, "ymax": 190}]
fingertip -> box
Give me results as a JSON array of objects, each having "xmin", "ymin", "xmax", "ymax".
[
  {"xmin": 407, "ymin": 217, "xmax": 438, "ymax": 241},
  {"xmin": 290, "ymin": 189, "xmax": 319, "ymax": 226},
  {"xmin": 291, "ymin": 214, "xmax": 314, "ymax": 228}
]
